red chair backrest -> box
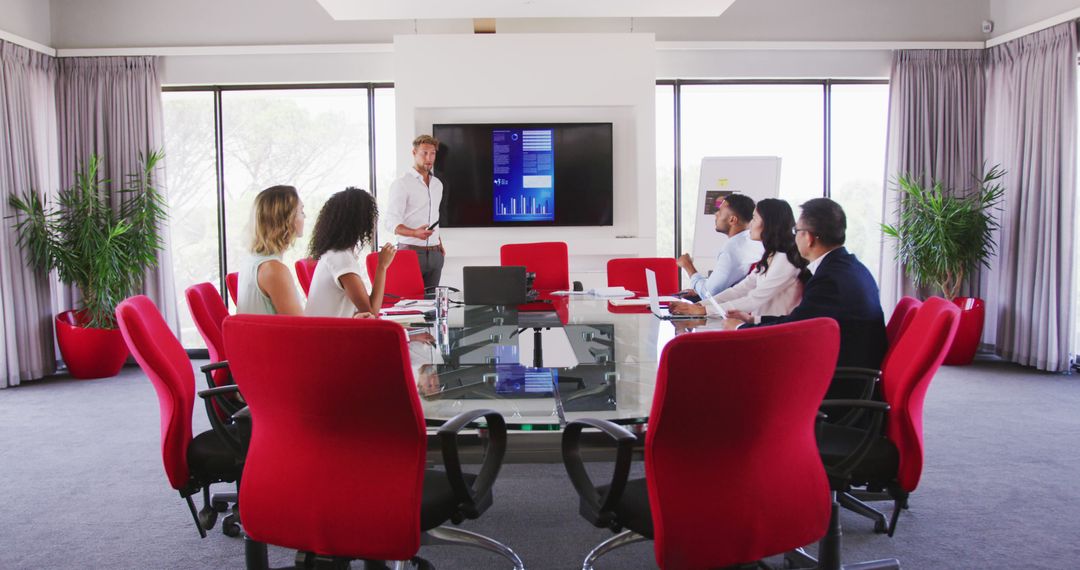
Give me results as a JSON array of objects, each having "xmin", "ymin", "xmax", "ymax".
[
  {"xmin": 606, "ymin": 258, "xmax": 679, "ymax": 296},
  {"xmin": 225, "ymin": 272, "xmax": 239, "ymax": 305},
  {"xmin": 880, "ymin": 296, "xmax": 960, "ymax": 492},
  {"xmin": 500, "ymin": 241, "xmax": 569, "ymax": 292},
  {"xmin": 185, "ymin": 282, "xmax": 229, "ymax": 364},
  {"xmin": 295, "ymin": 258, "xmax": 318, "ymax": 297},
  {"xmin": 224, "ymin": 315, "xmax": 427, "ymax": 560},
  {"xmin": 366, "ymin": 249, "xmax": 426, "ymax": 302},
  {"xmin": 115, "ymin": 295, "xmax": 194, "ymax": 491},
  {"xmin": 886, "ymin": 296, "xmax": 922, "ymax": 347},
  {"xmin": 645, "ymin": 318, "xmax": 839, "ymax": 569}
]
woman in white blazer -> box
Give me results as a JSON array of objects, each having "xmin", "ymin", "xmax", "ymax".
[{"xmin": 670, "ymin": 198, "xmax": 807, "ymax": 321}]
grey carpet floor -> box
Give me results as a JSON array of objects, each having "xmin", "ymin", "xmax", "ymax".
[{"xmin": 1, "ymin": 358, "xmax": 1079, "ymax": 569}]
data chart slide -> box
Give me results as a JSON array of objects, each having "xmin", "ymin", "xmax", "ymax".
[{"xmin": 492, "ymin": 128, "xmax": 555, "ymax": 222}]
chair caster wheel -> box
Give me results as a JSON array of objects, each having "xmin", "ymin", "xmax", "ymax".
[
  {"xmin": 873, "ymin": 520, "xmax": 888, "ymax": 534},
  {"xmin": 222, "ymin": 514, "xmax": 242, "ymax": 537},
  {"xmin": 198, "ymin": 507, "xmax": 218, "ymax": 531}
]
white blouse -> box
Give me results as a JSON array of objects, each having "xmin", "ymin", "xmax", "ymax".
[
  {"xmin": 304, "ymin": 249, "xmax": 372, "ymax": 318},
  {"xmin": 700, "ymin": 252, "xmax": 803, "ymax": 321}
]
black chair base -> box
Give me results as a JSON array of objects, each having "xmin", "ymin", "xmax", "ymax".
[
  {"xmin": 783, "ymin": 498, "xmax": 900, "ymax": 570},
  {"xmin": 184, "ymin": 485, "xmax": 241, "ymax": 538},
  {"xmin": 839, "ymin": 489, "xmax": 908, "ymax": 537}
]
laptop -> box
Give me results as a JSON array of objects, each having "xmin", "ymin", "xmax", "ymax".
[
  {"xmin": 645, "ymin": 268, "xmax": 719, "ymax": 320},
  {"xmin": 463, "ymin": 266, "xmax": 529, "ymax": 305}
]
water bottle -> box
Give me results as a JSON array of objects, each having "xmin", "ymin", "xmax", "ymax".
[{"xmin": 435, "ymin": 286, "xmax": 450, "ymax": 320}]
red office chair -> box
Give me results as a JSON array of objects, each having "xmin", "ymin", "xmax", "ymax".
[
  {"xmin": 294, "ymin": 258, "xmax": 318, "ymax": 297},
  {"xmin": 828, "ymin": 296, "xmax": 924, "ymax": 411},
  {"xmin": 366, "ymin": 249, "xmax": 427, "ymax": 305},
  {"xmin": 185, "ymin": 283, "xmax": 229, "ymax": 384},
  {"xmin": 501, "ymin": 241, "xmax": 570, "ymax": 293},
  {"xmin": 606, "ymin": 258, "xmax": 679, "ymax": 296},
  {"xmin": 886, "ymin": 296, "xmax": 922, "ymax": 347},
  {"xmin": 116, "ymin": 295, "xmax": 244, "ymax": 538},
  {"xmin": 563, "ymin": 319, "xmax": 841, "ymax": 569},
  {"xmin": 184, "ymin": 282, "xmax": 244, "ymax": 425},
  {"xmin": 817, "ymin": 296, "xmax": 960, "ymax": 537},
  {"xmin": 226, "ymin": 272, "xmax": 239, "ymax": 305},
  {"xmin": 224, "ymin": 315, "xmax": 524, "ymax": 569}
]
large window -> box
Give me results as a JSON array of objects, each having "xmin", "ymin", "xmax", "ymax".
[
  {"xmin": 163, "ymin": 85, "xmax": 393, "ymax": 349},
  {"xmin": 655, "ymin": 84, "xmax": 675, "ymax": 258},
  {"xmin": 830, "ymin": 83, "xmax": 890, "ymax": 276},
  {"xmin": 657, "ymin": 80, "xmax": 888, "ymax": 281}
]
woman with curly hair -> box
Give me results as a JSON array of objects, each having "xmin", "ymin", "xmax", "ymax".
[
  {"xmin": 669, "ymin": 198, "xmax": 807, "ymax": 322},
  {"xmin": 237, "ymin": 185, "xmax": 306, "ymax": 316},
  {"xmin": 304, "ymin": 187, "xmax": 396, "ymax": 318}
]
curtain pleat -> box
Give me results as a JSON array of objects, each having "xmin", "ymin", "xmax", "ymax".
[
  {"xmin": 983, "ymin": 22, "xmax": 1078, "ymax": 372},
  {"xmin": 0, "ymin": 41, "xmax": 60, "ymax": 387}
]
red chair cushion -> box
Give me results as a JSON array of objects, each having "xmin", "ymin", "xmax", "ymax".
[
  {"xmin": 224, "ymin": 316, "xmax": 427, "ymax": 560},
  {"xmin": 500, "ymin": 242, "xmax": 569, "ymax": 292},
  {"xmin": 606, "ymin": 258, "xmax": 679, "ymax": 296},
  {"xmin": 295, "ymin": 258, "xmax": 318, "ymax": 297},
  {"xmin": 367, "ymin": 249, "xmax": 426, "ymax": 303},
  {"xmin": 116, "ymin": 295, "xmax": 195, "ymax": 490},
  {"xmin": 645, "ymin": 318, "xmax": 839, "ymax": 569},
  {"xmin": 880, "ymin": 297, "xmax": 960, "ymax": 491}
]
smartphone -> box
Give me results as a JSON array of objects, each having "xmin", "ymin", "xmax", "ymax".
[{"xmin": 427, "ymin": 219, "xmax": 440, "ymax": 230}]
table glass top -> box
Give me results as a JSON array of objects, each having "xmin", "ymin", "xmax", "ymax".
[{"xmin": 404, "ymin": 297, "xmax": 698, "ymax": 430}]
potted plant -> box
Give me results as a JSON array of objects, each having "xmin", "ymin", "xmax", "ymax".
[
  {"xmin": 881, "ymin": 166, "xmax": 1005, "ymax": 365},
  {"xmin": 8, "ymin": 151, "xmax": 168, "ymax": 379}
]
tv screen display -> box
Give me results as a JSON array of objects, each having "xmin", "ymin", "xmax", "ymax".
[{"xmin": 433, "ymin": 123, "xmax": 613, "ymax": 227}]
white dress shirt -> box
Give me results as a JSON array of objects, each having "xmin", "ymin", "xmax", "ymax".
[
  {"xmin": 384, "ymin": 168, "xmax": 443, "ymax": 247},
  {"xmin": 701, "ymin": 252, "xmax": 803, "ymax": 321},
  {"xmin": 688, "ymin": 229, "xmax": 764, "ymax": 299}
]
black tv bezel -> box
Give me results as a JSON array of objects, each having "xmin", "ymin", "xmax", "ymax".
[{"xmin": 432, "ymin": 122, "xmax": 614, "ymax": 228}]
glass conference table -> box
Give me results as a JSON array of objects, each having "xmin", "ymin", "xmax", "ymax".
[{"xmin": 399, "ymin": 296, "xmax": 695, "ymax": 432}]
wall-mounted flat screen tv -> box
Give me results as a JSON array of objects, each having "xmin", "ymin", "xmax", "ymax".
[{"xmin": 432, "ymin": 122, "xmax": 613, "ymax": 227}]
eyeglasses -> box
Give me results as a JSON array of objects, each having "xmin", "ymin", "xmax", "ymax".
[{"xmin": 792, "ymin": 227, "xmax": 812, "ymax": 236}]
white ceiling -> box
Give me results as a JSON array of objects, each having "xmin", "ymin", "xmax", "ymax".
[{"xmin": 315, "ymin": 0, "xmax": 738, "ymax": 20}]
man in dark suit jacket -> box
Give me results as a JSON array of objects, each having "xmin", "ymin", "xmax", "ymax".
[{"xmin": 727, "ymin": 198, "xmax": 887, "ymax": 370}]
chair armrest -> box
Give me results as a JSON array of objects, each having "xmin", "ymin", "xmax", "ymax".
[
  {"xmin": 200, "ymin": 360, "xmax": 230, "ymax": 389},
  {"xmin": 437, "ymin": 409, "xmax": 507, "ymax": 520},
  {"xmin": 197, "ymin": 385, "xmax": 241, "ymax": 399},
  {"xmin": 834, "ymin": 367, "xmax": 882, "ymax": 377},
  {"xmin": 561, "ymin": 419, "xmax": 637, "ymax": 529},
  {"xmin": 818, "ymin": 399, "xmax": 890, "ymax": 482},
  {"xmin": 197, "ymin": 385, "xmax": 246, "ymax": 458}
]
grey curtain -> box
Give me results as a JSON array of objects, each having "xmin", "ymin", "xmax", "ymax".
[
  {"xmin": 879, "ymin": 49, "xmax": 987, "ymax": 309},
  {"xmin": 0, "ymin": 41, "xmax": 60, "ymax": 387},
  {"xmin": 982, "ymin": 22, "xmax": 1077, "ymax": 372},
  {"xmin": 55, "ymin": 56, "xmax": 179, "ymax": 334}
]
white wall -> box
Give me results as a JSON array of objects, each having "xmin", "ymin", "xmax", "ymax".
[
  {"xmin": 393, "ymin": 34, "xmax": 656, "ymax": 289},
  {"xmin": 0, "ymin": 0, "xmax": 51, "ymax": 46},
  {"xmin": 990, "ymin": 0, "xmax": 1080, "ymax": 36}
]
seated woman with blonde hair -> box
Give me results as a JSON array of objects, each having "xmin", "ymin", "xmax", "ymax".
[
  {"xmin": 670, "ymin": 198, "xmax": 806, "ymax": 322},
  {"xmin": 304, "ymin": 187, "xmax": 396, "ymax": 318},
  {"xmin": 236, "ymin": 185, "xmax": 306, "ymax": 316}
]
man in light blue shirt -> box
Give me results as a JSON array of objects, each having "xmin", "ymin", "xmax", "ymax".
[{"xmin": 676, "ymin": 193, "xmax": 763, "ymax": 302}]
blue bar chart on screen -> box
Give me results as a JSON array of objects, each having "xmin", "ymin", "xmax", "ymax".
[{"xmin": 493, "ymin": 128, "xmax": 555, "ymax": 222}]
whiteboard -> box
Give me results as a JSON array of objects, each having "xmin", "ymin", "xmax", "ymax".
[{"xmin": 689, "ymin": 156, "xmax": 781, "ymax": 274}]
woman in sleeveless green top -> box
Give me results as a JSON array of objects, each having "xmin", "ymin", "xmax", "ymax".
[{"xmin": 236, "ymin": 185, "xmax": 305, "ymax": 316}]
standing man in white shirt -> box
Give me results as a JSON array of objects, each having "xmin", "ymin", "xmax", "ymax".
[
  {"xmin": 675, "ymin": 193, "xmax": 763, "ymax": 302},
  {"xmin": 386, "ymin": 134, "xmax": 445, "ymax": 287}
]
